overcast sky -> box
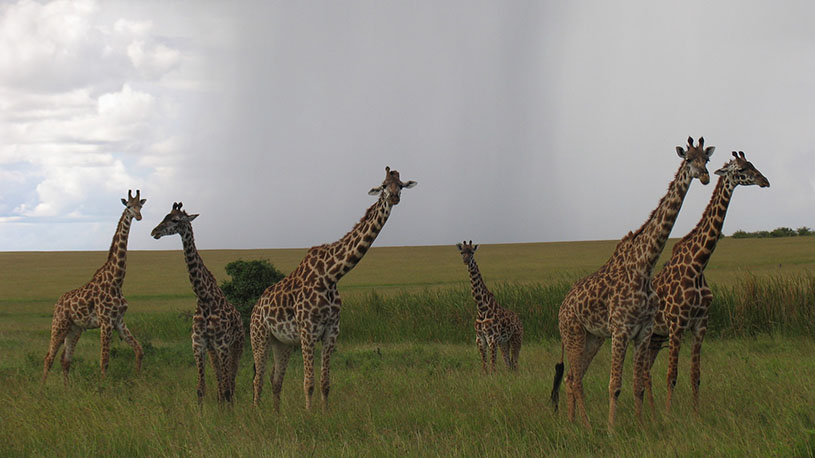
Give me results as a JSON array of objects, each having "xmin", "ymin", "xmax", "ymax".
[{"xmin": 1, "ymin": 0, "xmax": 813, "ymax": 251}]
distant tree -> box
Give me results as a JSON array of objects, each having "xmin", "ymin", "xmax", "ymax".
[
  {"xmin": 731, "ymin": 230, "xmax": 749, "ymax": 239},
  {"xmin": 797, "ymin": 226, "xmax": 813, "ymax": 236},
  {"xmin": 220, "ymin": 259, "xmax": 285, "ymax": 330},
  {"xmin": 770, "ymin": 227, "xmax": 796, "ymax": 238}
]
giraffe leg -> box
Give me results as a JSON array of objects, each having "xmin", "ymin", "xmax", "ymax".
[
  {"xmin": 631, "ymin": 324, "xmax": 654, "ymax": 425},
  {"xmin": 115, "ymin": 321, "xmax": 143, "ymax": 373},
  {"xmin": 192, "ymin": 335, "xmax": 207, "ymax": 405},
  {"xmin": 270, "ymin": 341, "xmax": 292, "ymax": 413},
  {"xmin": 209, "ymin": 348, "xmax": 226, "ymax": 403},
  {"xmin": 476, "ymin": 335, "xmax": 488, "ymax": 374},
  {"xmin": 300, "ymin": 330, "xmax": 316, "ymax": 411},
  {"xmin": 43, "ymin": 315, "xmax": 71, "ymax": 384},
  {"xmin": 643, "ymin": 336, "xmax": 663, "ymax": 414},
  {"xmin": 665, "ymin": 325, "xmax": 684, "ymax": 413},
  {"xmin": 562, "ymin": 322, "xmax": 595, "ymax": 428},
  {"xmin": 575, "ymin": 333, "xmax": 604, "ymax": 427},
  {"xmin": 499, "ymin": 341, "xmax": 511, "ymax": 370},
  {"xmin": 690, "ymin": 323, "xmax": 706, "ymax": 414},
  {"xmin": 487, "ymin": 336, "xmax": 497, "ymax": 374},
  {"xmin": 227, "ymin": 333, "xmax": 244, "ymax": 405},
  {"xmin": 608, "ymin": 330, "xmax": 631, "ymax": 432},
  {"xmin": 510, "ymin": 333, "xmax": 522, "ymax": 371},
  {"xmin": 320, "ymin": 327, "xmax": 339, "ymax": 411},
  {"xmin": 251, "ymin": 324, "xmax": 271, "ymax": 408},
  {"xmin": 60, "ymin": 326, "xmax": 83, "ymax": 386},
  {"xmin": 99, "ymin": 322, "xmax": 114, "ymax": 379}
]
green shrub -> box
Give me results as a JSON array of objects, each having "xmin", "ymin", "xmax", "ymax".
[{"xmin": 220, "ymin": 259, "xmax": 285, "ymax": 330}]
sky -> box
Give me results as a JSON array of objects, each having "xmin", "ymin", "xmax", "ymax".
[{"xmin": 1, "ymin": 0, "xmax": 814, "ymax": 251}]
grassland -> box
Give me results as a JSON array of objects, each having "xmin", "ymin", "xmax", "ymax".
[{"xmin": 1, "ymin": 237, "xmax": 814, "ymax": 456}]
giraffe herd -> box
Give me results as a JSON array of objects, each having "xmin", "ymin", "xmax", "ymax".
[{"xmin": 41, "ymin": 141, "xmax": 770, "ymax": 431}]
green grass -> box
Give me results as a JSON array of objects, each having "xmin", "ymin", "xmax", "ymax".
[{"xmin": 1, "ymin": 239, "xmax": 815, "ymax": 456}]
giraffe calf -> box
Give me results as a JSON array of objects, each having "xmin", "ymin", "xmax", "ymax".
[{"xmin": 457, "ymin": 241, "xmax": 523, "ymax": 373}]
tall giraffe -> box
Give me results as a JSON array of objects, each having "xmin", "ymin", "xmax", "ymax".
[
  {"xmin": 645, "ymin": 151, "xmax": 769, "ymax": 413},
  {"xmin": 456, "ymin": 241, "xmax": 523, "ymax": 373},
  {"xmin": 550, "ymin": 137, "xmax": 714, "ymax": 431},
  {"xmin": 151, "ymin": 202, "xmax": 245, "ymax": 405},
  {"xmin": 251, "ymin": 167, "xmax": 416, "ymax": 411},
  {"xmin": 42, "ymin": 190, "xmax": 146, "ymax": 384}
]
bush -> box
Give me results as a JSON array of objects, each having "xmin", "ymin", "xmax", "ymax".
[{"xmin": 220, "ymin": 259, "xmax": 285, "ymax": 330}]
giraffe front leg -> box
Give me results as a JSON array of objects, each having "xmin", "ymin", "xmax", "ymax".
[
  {"xmin": 690, "ymin": 324, "xmax": 706, "ymax": 414},
  {"xmin": 99, "ymin": 322, "xmax": 114, "ymax": 379},
  {"xmin": 476, "ymin": 335, "xmax": 488, "ymax": 374},
  {"xmin": 192, "ymin": 336, "xmax": 207, "ymax": 406},
  {"xmin": 300, "ymin": 330, "xmax": 316, "ymax": 411},
  {"xmin": 643, "ymin": 338, "xmax": 662, "ymax": 415},
  {"xmin": 43, "ymin": 314, "xmax": 70, "ymax": 385},
  {"xmin": 631, "ymin": 326, "xmax": 653, "ymax": 425},
  {"xmin": 321, "ymin": 326, "xmax": 339, "ymax": 411},
  {"xmin": 209, "ymin": 348, "xmax": 225, "ymax": 403},
  {"xmin": 487, "ymin": 336, "xmax": 497, "ymax": 374},
  {"xmin": 60, "ymin": 326, "xmax": 82, "ymax": 386},
  {"xmin": 116, "ymin": 321, "xmax": 143, "ymax": 373},
  {"xmin": 608, "ymin": 331, "xmax": 631, "ymax": 432},
  {"xmin": 665, "ymin": 326, "xmax": 684, "ymax": 413}
]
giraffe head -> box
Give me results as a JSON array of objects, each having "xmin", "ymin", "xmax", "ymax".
[
  {"xmin": 456, "ymin": 240, "xmax": 478, "ymax": 264},
  {"xmin": 714, "ymin": 151, "xmax": 770, "ymax": 188},
  {"xmin": 675, "ymin": 136, "xmax": 715, "ymax": 185},
  {"xmin": 367, "ymin": 166, "xmax": 417, "ymax": 205},
  {"xmin": 150, "ymin": 202, "xmax": 199, "ymax": 239},
  {"xmin": 121, "ymin": 189, "xmax": 146, "ymax": 221}
]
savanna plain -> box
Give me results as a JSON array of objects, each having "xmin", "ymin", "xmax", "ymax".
[{"xmin": 1, "ymin": 238, "xmax": 814, "ymax": 457}]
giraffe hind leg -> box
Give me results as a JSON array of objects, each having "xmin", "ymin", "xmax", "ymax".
[
  {"xmin": 43, "ymin": 316, "xmax": 71, "ymax": 384},
  {"xmin": 116, "ymin": 322, "xmax": 143, "ymax": 373},
  {"xmin": 60, "ymin": 326, "xmax": 83, "ymax": 386}
]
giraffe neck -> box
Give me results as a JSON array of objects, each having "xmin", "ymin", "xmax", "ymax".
[
  {"xmin": 104, "ymin": 209, "xmax": 134, "ymax": 286},
  {"xmin": 623, "ymin": 161, "xmax": 694, "ymax": 275},
  {"xmin": 467, "ymin": 257, "xmax": 495, "ymax": 316},
  {"xmin": 676, "ymin": 175, "xmax": 735, "ymax": 270},
  {"xmin": 178, "ymin": 225, "xmax": 218, "ymax": 305},
  {"xmin": 325, "ymin": 196, "xmax": 393, "ymax": 283}
]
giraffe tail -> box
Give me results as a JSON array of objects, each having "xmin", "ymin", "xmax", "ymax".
[{"xmin": 550, "ymin": 341, "xmax": 565, "ymax": 412}]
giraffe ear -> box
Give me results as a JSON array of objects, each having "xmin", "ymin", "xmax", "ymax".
[
  {"xmin": 714, "ymin": 166, "xmax": 728, "ymax": 176},
  {"xmin": 456, "ymin": 243, "xmax": 463, "ymax": 251},
  {"xmin": 676, "ymin": 146, "xmax": 686, "ymax": 158},
  {"xmin": 186, "ymin": 214, "xmax": 199, "ymax": 222},
  {"xmin": 704, "ymin": 146, "xmax": 715, "ymax": 159},
  {"xmin": 368, "ymin": 186, "xmax": 383, "ymax": 196},
  {"xmin": 402, "ymin": 180, "xmax": 417, "ymax": 189},
  {"xmin": 473, "ymin": 244, "xmax": 479, "ymax": 251},
  {"xmin": 121, "ymin": 198, "xmax": 128, "ymax": 206},
  {"xmin": 140, "ymin": 198, "xmax": 147, "ymax": 205}
]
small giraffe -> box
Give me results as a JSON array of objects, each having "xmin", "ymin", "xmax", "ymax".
[
  {"xmin": 645, "ymin": 151, "xmax": 769, "ymax": 413},
  {"xmin": 251, "ymin": 166, "xmax": 416, "ymax": 411},
  {"xmin": 151, "ymin": 202, "xmax": 245, "ymax": 405},
  {"xmin": 550, "ymin": 137, "xmax": 714, "ymax": 431},
  {"xmin": 457, "ymin": 241, "xmax": 523, "ymax": 373},
  {"xmin": 42, "ymin": 190, "xmax": 146, "ymax": 384}
]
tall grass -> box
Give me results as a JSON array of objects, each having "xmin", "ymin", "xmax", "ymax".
[
  {"xmin": 340, "ymin": 275, "xmax": 815, "ymax": 343},
  {"xmin": 710, "ymin": 273, "xmax": 815, "ymax": 337}
]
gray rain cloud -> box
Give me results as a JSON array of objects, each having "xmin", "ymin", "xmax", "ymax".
[{"xmin": 1, "ymin": 0, "xmax": 814, "ymax": 251}]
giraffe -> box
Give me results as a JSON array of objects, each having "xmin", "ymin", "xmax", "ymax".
[
  {"xmin": 42, "ymin": 190, "xmax": 146, "ymax": 384},
  {"xmin": 645, "ymin": 151, "xmax": 769, "ymax": 413},
  {"xmin": 456, "ymin": 241, "xmax": 523, "ymax": 373},
  {"xmin": 550, "ymin": 137, "xmax": 714, "ymax": 431},
  {"xmin": 151, "ymin": 202, "xmax": 245, "ymax": 405},
  {"xmin": 250, "ymin": 166, "xmax": 416, "ymax": 411}
]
